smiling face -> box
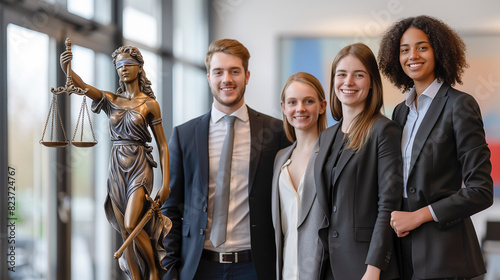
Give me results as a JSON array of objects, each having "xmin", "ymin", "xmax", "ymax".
[
  {"xmin": 334, "ymin": 55, "xmax": 371, "ymax": 114},
  {"xmin": 399, "ymin": 27, "xmax": 436, "ymax": 91},
  {"xmin": 281, "ymin": 81, "xmax": 326, "ymax": 134},
  {"xmin": 116, "ymin": 53, "xmax": 140, "ymax": 83},
  {"xmin": 207, "ymin": 52, "xmax": 250, "ymax": 114}
]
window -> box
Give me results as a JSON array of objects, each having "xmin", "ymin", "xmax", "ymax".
[
  {"xmin": 7, "ymin": 23, "xmax": 53, "ymax": 280},
  {"xmin": 123, "ymin": 0, "xmax": 160, "ymax": 48},
  {"xmin": 172, "ymin": 0, "xmax": 210, "ymax": 126},
  {"xmin": 1, "ymin": 1, "xmax": 210, "ymax": 279}
]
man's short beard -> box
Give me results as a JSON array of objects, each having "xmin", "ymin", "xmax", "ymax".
[{"xmin": 212, "ymin": 87, "xmax": 245, "ymax": 108}]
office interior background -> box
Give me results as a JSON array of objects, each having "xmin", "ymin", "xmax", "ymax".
[{"xmin": 1, "ymin": 0, "xmax": 499, "ymax": 279}]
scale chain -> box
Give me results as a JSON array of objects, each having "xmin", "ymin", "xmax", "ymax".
[
  {"xmin": 40, "ymin": 95, "xmax": 68, "ymax": 144},
  {"xmin": 71, "ymin": 96, "xmax": 97, "ymax": 143}
]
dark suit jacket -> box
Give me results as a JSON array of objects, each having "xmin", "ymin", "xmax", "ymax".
[
  {"xmin": 161, "ymin": 106, "xmax": 289, "ymax": 280},
  {"xmin": 315, "ymin": 115, "xmax": 402, "ymax": 280},
  {"xmin": 392, "ymin": 83, "xmax": 493, "ymax": 279}
]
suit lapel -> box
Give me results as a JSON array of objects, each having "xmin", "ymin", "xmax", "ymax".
[
  {"xmin": 196, "ymin": 112, "xmax": 211, "ymax": 198},
  {"xmin": 409, "ymin": 83, "xmax": 450, "ymax": 175},
  {"xmin": 298, "ymin": 140, "xmax": 319, "ymax": 228},
  {"xmin": 248, "ymin": 107, "xmax": 262, "ymax": 193}
]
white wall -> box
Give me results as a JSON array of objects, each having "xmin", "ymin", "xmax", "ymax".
[
  {"xmin": 211, "ymin": 0, "xmax": 500, "ymax": 246},
  {"xmin": 212, "ymin": 0, "xmax": 500, "ymax": 117}
]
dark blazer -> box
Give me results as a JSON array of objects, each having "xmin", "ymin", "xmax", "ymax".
[
  {"xmin": 315, "ymin": 115, "xmax": 402, "ymax": 280},
  {"xmin": 161, "ymin": 106, "xmax": 289, "ymax": 280},
  {"xmin": 271, "ymin": 141, "xmax": 330, "ymax": 280},
  {"xmin": 392, "ymin": 83, "xmax": 493, "ymax": 279}
]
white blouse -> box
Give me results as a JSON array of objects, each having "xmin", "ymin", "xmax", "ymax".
[{"xmin": 278, "ymin": 159, "xmax": 304, "ymax": 280}]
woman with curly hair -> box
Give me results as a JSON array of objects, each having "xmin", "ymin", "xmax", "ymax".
[
  {"xmin": 378, "ymin": 15, "xmax": 493, "ymax": 280},
  {"xmin": 60, "ymin": 46, "xmax": 171, "ymax": 280}
]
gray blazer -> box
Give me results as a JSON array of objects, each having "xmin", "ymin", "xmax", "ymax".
[{"xmin": 271, "ymin": 141, "xmax": 329, "ymax": 280}]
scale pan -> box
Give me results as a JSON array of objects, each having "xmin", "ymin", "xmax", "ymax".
[
  {"xmin": 40, "ymin": 141, "xmax": 69, "ymax": 148},
  {"xmin": 71, "ymin": 141, "xmax": 97, "ymax": 148}
]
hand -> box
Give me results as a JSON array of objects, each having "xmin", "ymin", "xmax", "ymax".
[
  {"xmin": 60, "ymin": 50, "xmax": 72, "ymax": 72},
  {"xmin": 146, "ymin": 194, "xmax": 162, "ymax": 215},
  {"xmin": 391, "ymin": 207, "xmax": 433, "ymax": 237},
  {"xmin": 361, "ymin": 265, "xmax": 380, "ymax": 280},
  {"xmin": 152, "ymin": 199, "xmax": 161, "ymax": 213},
  {"xmin": 390, "ymin": 211, "xmax": 411, "ymax": 237}
]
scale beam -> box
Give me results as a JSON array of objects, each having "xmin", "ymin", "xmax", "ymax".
[{"xmin": 41, "ymin": 37, "xmax": 96, "ymax": 148}]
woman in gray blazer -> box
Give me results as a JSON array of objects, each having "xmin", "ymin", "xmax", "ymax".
[
  {"xmin": 271, "ymin": 72, "xmax": 329, "ymax": 279},
  {"xmin": 315, "ymin": 43, "xmax": 403, "ymax": 279}
]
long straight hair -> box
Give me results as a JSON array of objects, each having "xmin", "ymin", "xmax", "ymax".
[{"xmin": 330, "ymin": 43, "xmax": 383, "ymax": 152}]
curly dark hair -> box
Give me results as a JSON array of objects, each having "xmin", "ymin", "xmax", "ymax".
[{"xmin": 378, "ymin": 15, "xmax": 468, "ymax": 92}]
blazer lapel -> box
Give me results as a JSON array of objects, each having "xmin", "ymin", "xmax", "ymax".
[
  {"xmin": 298, "ymin": 140, "xmax": 319, "ymax": 228},
  {"xmin": 314, "ymin": 125, "xmax": 338, "ymax": 219},
  {"xmin": 271, "ymin": 143, "xmax": 296, "ymax": 230},
  {"xmin": 196, "ymin": 112, "xmax": 211, "ymax": 198},
  {"xmin": 248, "ymin": 107, "xmax": 262, "ymax": 193},
  {"xmin": 325, "ymin": 120, "xmax": 355, "ymax": 198},
  {"xmin": 394, "ymin": 103, "xmax": 409, "ymax": 128},
  {"xmin": 330, "ymin": 143, "xmax": 354, "ymax": 191},
  {"xmin": 409, "ymin": 83, "xmax": 450, "ymax": 175}
]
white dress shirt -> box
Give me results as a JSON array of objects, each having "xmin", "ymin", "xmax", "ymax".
[
  {"xmin": 204, "ymin": 103, "xmax": 252, "ymax": 252},
  {"xmin": 278, "ymin": 158, "xmax": 304, "ymax": 280}
]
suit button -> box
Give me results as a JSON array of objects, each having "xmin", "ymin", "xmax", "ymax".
[
  {"xmin": 333, "ymin": 206, "xmax": 337, "ymax": 213},
  {"xmin": 203, "ymin": 206, "xmax": 207, "ymax": 212},
  {"xmin": 409, "ymin": 187, "xmax": 416, "ymax": 194},
  {"xmin": 200, "ymin": 229, "xmax": 204, "ymax": 235},
  {"xmin": 332, "ymin": 231, "xmax": 339, "ymax": 238}
]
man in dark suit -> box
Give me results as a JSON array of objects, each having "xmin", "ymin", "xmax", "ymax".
[{"xmin": 161, "ymin": 38, "xmax": 289, "ymax": 280}]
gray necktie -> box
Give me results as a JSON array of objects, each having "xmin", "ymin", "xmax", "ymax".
[{"xmin": 211, "ymin": 115, "xmax": 236, "ymax": 247}]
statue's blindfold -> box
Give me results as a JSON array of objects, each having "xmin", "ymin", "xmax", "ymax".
[{"xmin": 115, "ymin": 58, "xmax": 140, "ymax": 69}]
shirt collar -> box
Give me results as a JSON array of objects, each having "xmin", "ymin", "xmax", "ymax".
[
  {"xmin": 405, "ymin": 78, "xmax": 443, "ymax": 107},
  {"xmin": 211, "ymin": 103, "xmax": 249, "ymax": 124}
]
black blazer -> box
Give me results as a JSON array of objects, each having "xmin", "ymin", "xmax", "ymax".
[
  {"xmin": 315, "ymin": 115, "xmax": 403, "ymax": 280},
  {"xmin": 392, "ymin": 83, "xmax": 493, "ymax": 279},
  {"xmin": 161, "ymin": 106, "xmax": 289, "ymax": 280}
]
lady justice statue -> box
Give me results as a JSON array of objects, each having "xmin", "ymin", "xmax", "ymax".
[{"xmin": 59, "ymin": 39, "xmax": 171, "ymax": 280}]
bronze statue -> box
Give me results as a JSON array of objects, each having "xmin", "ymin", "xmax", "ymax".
[{"xmin": 59, "ymin": 39, "xmax": 171, "ymax": 280}]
